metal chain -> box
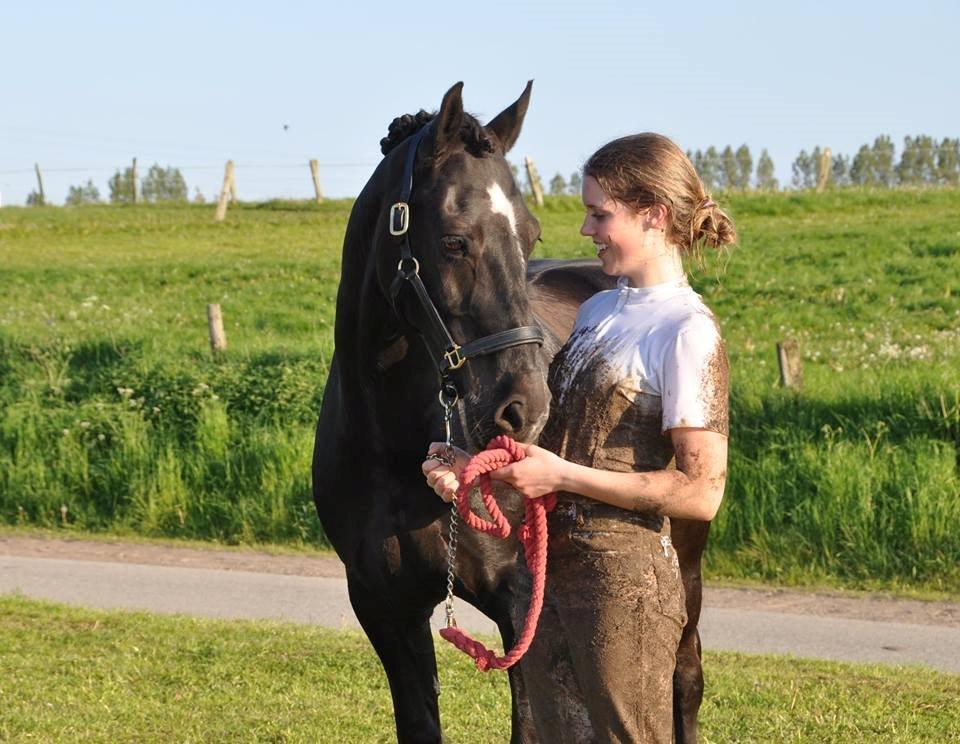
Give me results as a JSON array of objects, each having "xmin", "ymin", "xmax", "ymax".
[
  {"xmin": 444, "ymin": 498, "xmax": 459, "ymax": 628},
  {"xmin": 439, "ymin": 387, "xmax": 460, "ymax": 628}
]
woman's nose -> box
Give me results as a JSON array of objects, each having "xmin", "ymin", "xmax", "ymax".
[{"xmin": 580, "ymin": 217, "xmax": 592, "ymax": 236}]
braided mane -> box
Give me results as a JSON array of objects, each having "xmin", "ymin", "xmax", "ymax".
[{"xmin": 380, "ymin": 109, "xmax": 497, "ymax": 157}]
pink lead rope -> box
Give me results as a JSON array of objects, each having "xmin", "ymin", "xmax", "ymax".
[{"xmin": 438, "ymin": 435, "xmax": 556, "ymax": 671}]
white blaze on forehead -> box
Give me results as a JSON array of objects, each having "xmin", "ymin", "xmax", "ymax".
[
  {"xmin": 486, "ymin": 182, "xmax": 524, "ymax": 262},
  {"xmin": 442, "ymin": 185, "xmax": 458, "ymax": 215}
]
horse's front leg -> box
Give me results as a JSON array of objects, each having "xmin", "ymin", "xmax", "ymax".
[
  {"xmin": 461, "ymin": 557, "xmax": 538, "ymax": 744},
  {"xmin": 502, "ymin": 627, "xmax": 538, "ymax": 743},
  {"xmin": 670, "ymin": 518, "xmax": 711, "ymax": 744},
  {"xmin": 348, "ymin": 576, "xmax": 442, "ymax": 744}
]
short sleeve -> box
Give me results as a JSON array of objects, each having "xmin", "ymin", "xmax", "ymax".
[{"xmin": 660, "ymin": 318, "xmax": 729, "ymax": 435}]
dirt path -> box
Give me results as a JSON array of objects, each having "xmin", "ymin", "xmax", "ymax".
[{"xmin": 2, "ymin": 534, "xmax": 959, "ymax": 628}]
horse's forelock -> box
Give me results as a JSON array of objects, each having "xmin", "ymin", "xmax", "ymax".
[{"xmin": 380, "ymin": 110, "xmax": 497, "ymax": 157}]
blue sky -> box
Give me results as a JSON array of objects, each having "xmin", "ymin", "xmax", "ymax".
[{"xmin": 2, "ymin": 0, "xmax": 958, "ymax": 205}]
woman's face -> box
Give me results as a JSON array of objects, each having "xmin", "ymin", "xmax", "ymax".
[{"xmin": 580, "ymin": 175, "xmax": 664, "ymax": 282}]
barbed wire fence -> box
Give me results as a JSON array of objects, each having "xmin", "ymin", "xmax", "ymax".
[
  {"xmin": 0, "ymin": 160, "xmax": 382, "ymax": 209},
  {"xmin": 5, "ymin": 144, "xmax": 958, "ymax": 210}
]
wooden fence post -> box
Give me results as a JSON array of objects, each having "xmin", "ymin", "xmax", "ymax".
[
  {"xmin": 524, "ymin": 156, "xmax": 544, "ymax": 207},
  {"xmin": 215, "ymin": 161, "xmax": 235, "ymax": 221},
  {"xmin": 34, "ymin": 163, "xmax": 46, "ymax": 206},
  {"xmin": 777, "ymin": 339, "xmax": 803, "ymax": 390},
  {"xmin": 207, "ymin": 304, "xmax": 227, "ymax": 354},
  {"xmin": 816, "ymin": 147, "xmax": 832, "ymax": 193},
  {"xmin": 309, "ymin": 159, "xmax": 324, "ymax": 203},
  {"xmin": 132, "ymin": 157, "xmax": 140, "ymax": 204}
]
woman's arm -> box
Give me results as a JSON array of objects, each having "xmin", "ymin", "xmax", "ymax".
[{"xmin": 489, "ymin": 427, "xmax": 727, "ymax": 521}]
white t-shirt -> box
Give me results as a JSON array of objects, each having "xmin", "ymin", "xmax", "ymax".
[{"xmin": 552, "ymin": 276, "xmax": 727, "ymax": 436}]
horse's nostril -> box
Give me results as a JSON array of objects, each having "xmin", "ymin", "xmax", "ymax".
[{"xmin": 495, "ymin": 400, "xmax": 526, "ymax": 434}]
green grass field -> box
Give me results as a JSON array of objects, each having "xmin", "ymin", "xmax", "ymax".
[
  {"xmin": 1, "ymin": 190, "xmax": 958, "ymax": 592},
  {"xmin": 1, "ymin": 596, "xmax": 958, "ymax": 743}
]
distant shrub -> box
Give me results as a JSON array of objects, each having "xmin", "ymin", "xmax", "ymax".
[
  {"xmin": 142, "ymin": 165, "xmax": 188, "ymax": 203},
  {"xmin": 65, "ymin": 180, "xmax": 102, "ymax": 206},
  {"xmin": 108, "ymin": 167, "xmax": 136, "ymax": 204},
  {"xmin": 108, "ymin": 164, "xmax": 188, "ymax": 203}
]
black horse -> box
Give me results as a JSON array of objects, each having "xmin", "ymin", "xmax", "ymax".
[{"xmin": 313, "ymin": 82, "xmax": 710, "ymax": 743}]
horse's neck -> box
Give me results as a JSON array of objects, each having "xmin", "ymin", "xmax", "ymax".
[{"xmin": 334, "ymin": 252, "xmax": 439, "ymax": 450}]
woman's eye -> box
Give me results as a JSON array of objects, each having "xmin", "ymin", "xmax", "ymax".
[{"xmin": 441, "ymin": 236, "xmax": 467, "ymax": 254}]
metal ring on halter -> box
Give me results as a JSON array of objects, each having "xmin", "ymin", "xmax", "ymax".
[
  {"xmin": 438, "ymin": 384, "xmax": 459, "ymax": 409},
  {"xmin": 397, "ymin": 257, "xmax": 420, "ymax": 276}
]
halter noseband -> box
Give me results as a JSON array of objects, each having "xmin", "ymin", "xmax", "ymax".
[{"xmin": 386, "ymin": 122, "xmax": 544, "ymax": 390}]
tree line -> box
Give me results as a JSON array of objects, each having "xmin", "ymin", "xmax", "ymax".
[
  {"xmin": 28, "ymin": 164, "xmax": 194, "ymax": 206},
  {"xmin": 545, "ymin": 134, "xmax": 959, "ymax": 195},
  {"xmin": 791, "ymin": 136, "xmax": 960, "ymax": 189},
  {"xmin": 31, "ymin": 135, "xmax": 960, "ymax": 207}
]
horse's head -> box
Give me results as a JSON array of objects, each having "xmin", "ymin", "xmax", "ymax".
[{"xmin": 372, "ymin": 82, "xmax": 549, "ymax": 449}]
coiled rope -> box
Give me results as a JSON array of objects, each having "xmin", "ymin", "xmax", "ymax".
[{"xmin": 439, "ymin": 435, "xmax": 555, "ymax": 671}]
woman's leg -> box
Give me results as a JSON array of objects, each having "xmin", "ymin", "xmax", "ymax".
[{"xmin": 545, "ymin": 507, "xmax": 687, "ymax": 743}]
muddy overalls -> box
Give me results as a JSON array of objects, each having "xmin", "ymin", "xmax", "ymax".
[{"xmin": 519, "ymin": 279, "xmax": 724, "ymax": 743}]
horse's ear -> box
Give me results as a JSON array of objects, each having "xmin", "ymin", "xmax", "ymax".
[
  {"xmin": 486, "ymin": 80, "xmax": 533, "ymax": 154},
  {"xmin": 433, "ymin": 82, "xmax": 465, "ymax": 159}
]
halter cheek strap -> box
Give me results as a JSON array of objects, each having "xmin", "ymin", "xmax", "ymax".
[{"xmin": 386, "ymin": 122, "xmax": 544, "ymax": 380}]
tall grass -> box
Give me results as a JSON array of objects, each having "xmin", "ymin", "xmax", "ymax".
[{"xmin": 1, "ymin": 192, "xmax": 958, "ymax": 590}]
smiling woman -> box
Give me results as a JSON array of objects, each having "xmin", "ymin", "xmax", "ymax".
[{"xmin": 425, "ymin": 132, "xmax": 738, "ymax": 743}]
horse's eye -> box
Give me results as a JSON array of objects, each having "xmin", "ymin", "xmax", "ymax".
[{"xmin": 440, "ymin": 236, "xmax": 467, "ymax": 255}]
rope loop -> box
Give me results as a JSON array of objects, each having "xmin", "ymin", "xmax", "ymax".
[{"xmin": 440, "ymin": 435, "xmax": 555, "ymax": 671}]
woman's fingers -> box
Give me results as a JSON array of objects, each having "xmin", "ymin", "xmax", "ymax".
[
  {"xmin": 434, "ymin": 473, "xmax": 458, "ymax": 502},
  {"xmin": 426, "ymin": 441, "xmax": 448, "ymax": 456},
  {"xmin": 422, "ymin": 442, "xmax": 471, "ymax": 502},
  {"xmin": 424, "ymin": 464, "xmax": 459, "ymax": 502},
  {"xmin": 487, "ymin": 463, "xmax": 515, "ymax": 482}
]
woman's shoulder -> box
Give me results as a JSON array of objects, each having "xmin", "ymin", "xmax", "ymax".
[
  {"xmin": 656, "ymin": 286, "xmax": 721, "ymax": 339},
  {"xmin": 575, "ymin": 287, "xmax": 619, "ymax": 323}
]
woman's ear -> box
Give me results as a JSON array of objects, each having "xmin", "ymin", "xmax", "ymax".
[{"xmin": 647, "ymin": 203, "xmax": 670, "ymax": 231}]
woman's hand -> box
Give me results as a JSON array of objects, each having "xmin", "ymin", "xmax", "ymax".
[
  {"xmin": 421, "ymin": 442, "xmax": 470, "ymax": 503},
  {"xmin": 488, "ymin": 443, "xmax": 568, "ymax": 499}
]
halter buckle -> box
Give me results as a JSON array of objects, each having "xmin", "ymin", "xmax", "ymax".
[
  {"xmin": 389, "ymin": 202, "xmax": 410, "ymax": 236},
  {"xmin": 443, "ymin": 346, "xmax": 466, "ymax": 371}
]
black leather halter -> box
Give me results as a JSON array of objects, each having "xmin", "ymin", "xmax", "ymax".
[{"xmin": 386, "ymin": 122, "xmax": 544, "ymax": 392}]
